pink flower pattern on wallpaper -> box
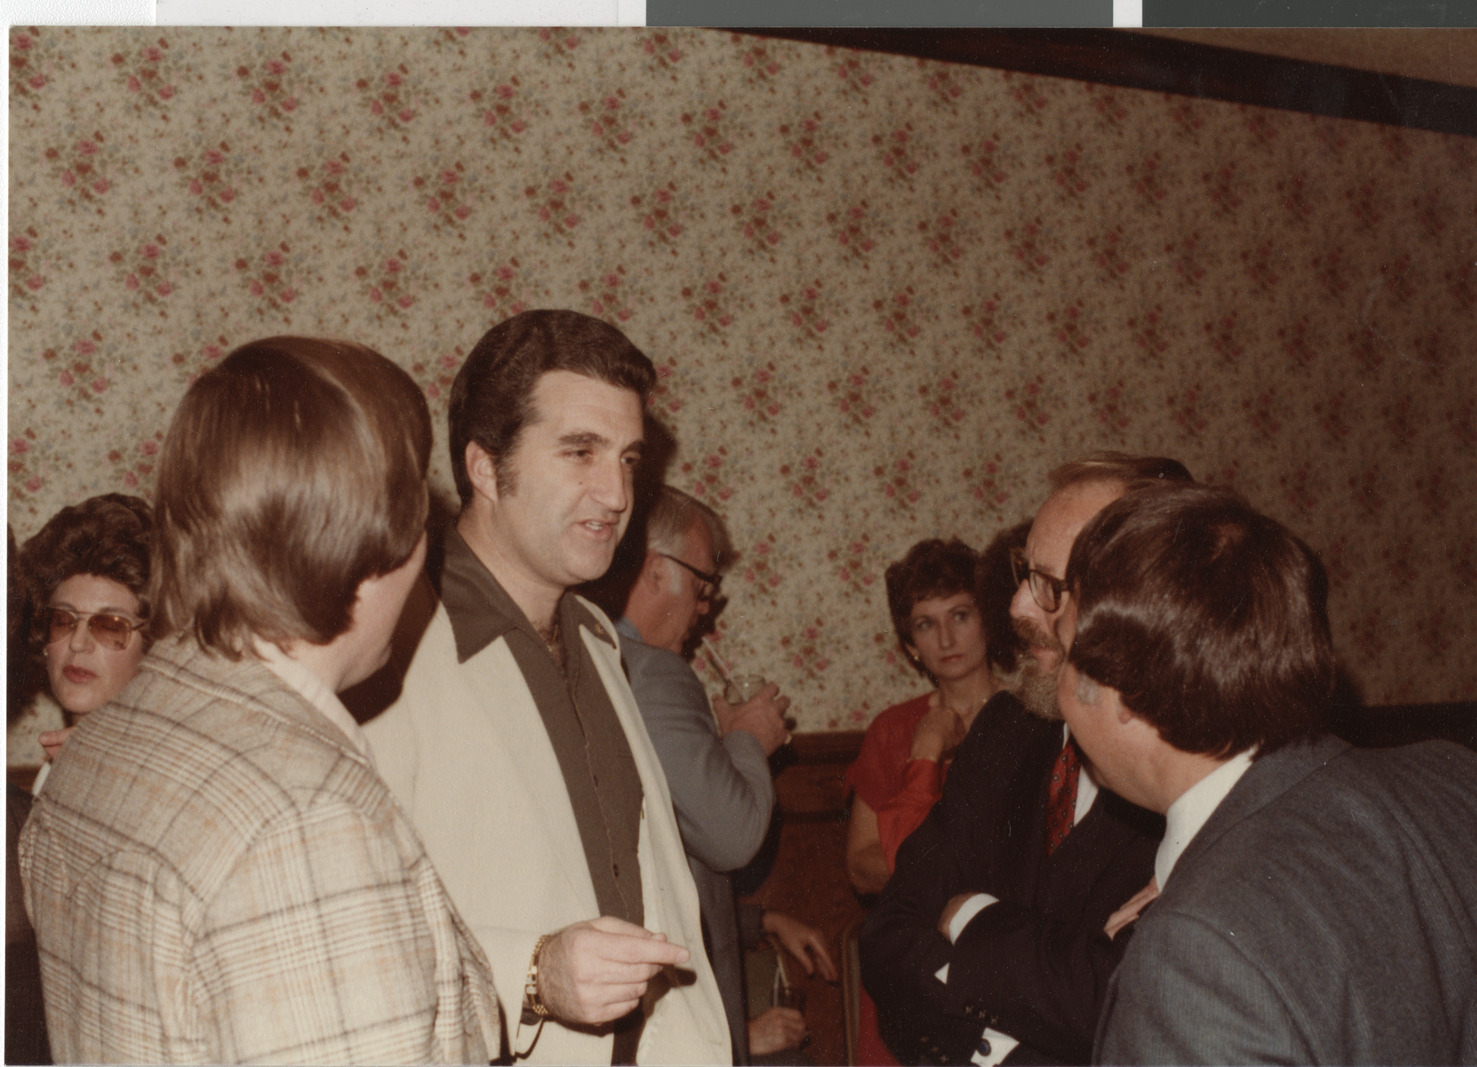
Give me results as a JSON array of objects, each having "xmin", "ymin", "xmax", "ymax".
[
  {"xmin": 7, "ymin": 27, "xmax": 1476, "ymax": 760},
  {"xmin": 178, "ymin": 145, "xmax": 245, "ymax": 216}
]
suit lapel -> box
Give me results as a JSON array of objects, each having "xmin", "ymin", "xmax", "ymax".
[
  {"xmin": 1175, "ymin": 734, "xmax": 1348, "ymax": 876},
  {"xmin": 460, "ymin": 626, "xmax": 597, "ymax": 907},
  {"xmin": 1041, "ymin": 788, "xmax": 1164, "ymax": 911},
  {"xmin": 582, "ymin": 617, "xmax": 664, "ymax": 810},
  {"xmin": 970, "ymin": 700, "xmax": 1061, "ymax": 901}
]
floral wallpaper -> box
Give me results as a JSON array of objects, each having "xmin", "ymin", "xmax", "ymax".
[{"xmin": 9, "ymin": 26, "xmax": 1475, "ymax": 762}]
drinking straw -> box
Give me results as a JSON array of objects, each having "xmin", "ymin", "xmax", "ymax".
[{"xmin": 700, "ymin": 634, "xmax": 738, "ymax": 689}]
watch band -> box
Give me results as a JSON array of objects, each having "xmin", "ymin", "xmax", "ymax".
[{"xmin": 525, "ymin": 933, "xmax": 553, "ymax": 1019}]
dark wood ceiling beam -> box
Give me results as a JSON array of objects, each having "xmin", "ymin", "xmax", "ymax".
[{"xmin": 739, "ymin": 28, "xmax": 1477, "ymax": 138}]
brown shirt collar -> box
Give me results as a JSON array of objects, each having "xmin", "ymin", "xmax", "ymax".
[{"xmin": 440, "ymin": 524, "xmax": 615, "ymax": 664}]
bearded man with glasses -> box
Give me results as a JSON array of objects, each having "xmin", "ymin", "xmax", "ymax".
[{"xmin": 861, "ymin": 452, "xmax": 1188, "ymax": 1067}]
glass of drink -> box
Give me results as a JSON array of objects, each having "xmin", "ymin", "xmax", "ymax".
[{"xmin": 725, "ymin": 673, "xmax": 766, "ymax": 705}]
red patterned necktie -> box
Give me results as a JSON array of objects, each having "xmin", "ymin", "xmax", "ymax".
[{"xmin": 1046, "ymin": 740, "xmax": 1081, "ymax": 855}]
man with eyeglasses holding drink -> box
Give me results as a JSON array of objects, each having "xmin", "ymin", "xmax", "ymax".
[
  {"xmin": 861, "ymin": 453, "xmax": 1188, "ymax": 1066},
  {"xmin": 604, "ymin": 485, "xmax": 834, "ymax": 1064}
]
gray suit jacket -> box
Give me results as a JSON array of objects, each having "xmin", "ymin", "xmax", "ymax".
[
  {"xmin": 618, "ymin": 618, "xmax": 776, "ymax": 1065},
  {"xmin": 1097, "ymin": 734, "xmax": 1477, "ymax": 1065}
]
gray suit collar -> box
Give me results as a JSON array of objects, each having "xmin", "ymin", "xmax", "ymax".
[{"xmin": 1176, "ymin": 734, "xmax": 1349, "ymax": 876}]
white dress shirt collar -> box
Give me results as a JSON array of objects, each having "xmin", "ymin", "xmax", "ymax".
[
  {"xmin": 253, "ymin": 641, "xmax": 375, "ymax": 765},
  {"xmin": 1156, "ymin": 748, "xmax": 1255, "ymax": 888},
  {"xmin": 1064, "ymin": 724, "xmax": 1099, "ymax": 824}
]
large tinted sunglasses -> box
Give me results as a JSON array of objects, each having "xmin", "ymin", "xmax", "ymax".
[
  {"xmin": 46, "ymin": 608, "xmax": 147, "ymax": 651},
  {"xmin": 1009, "ymin": 547, "xmax": 1069, "ymax": 614}
]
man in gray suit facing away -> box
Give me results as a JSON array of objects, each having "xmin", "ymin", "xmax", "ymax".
[
  {"xmin": 1051, "ymin": 482, "xmax": 1477, "ymax": 1065},
  {"xmin": 611, "ymin": 484, "xmax": 837, "ymax": 1063}
]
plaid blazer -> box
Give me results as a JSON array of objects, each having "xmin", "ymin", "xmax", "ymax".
[{"xmin": 20, "ymin": 636, "xmax": 501, "ymax": 1065}]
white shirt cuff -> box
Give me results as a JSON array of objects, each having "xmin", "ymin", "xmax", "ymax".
[
  {"xmin": 931, "ymin": 895, "xmax": 1017, "ymax": 1064},
  {"xmin": 971, "ymin": 1029, "xmax": 1020, "ymax": 1066},
  {"xmin": 933, "ymin": 892, "xmax": 1000, "ymax": 985},
  {"xmin": 948, "ymin": 892, "xmax": 998, "ymax": 942}
]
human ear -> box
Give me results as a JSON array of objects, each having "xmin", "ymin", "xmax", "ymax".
[
  {"xmin": 1109, "ymin": 687, "xmax": 1135, "ymax": 725},
  {"xmin": 1086, "ymin": 678, "xmax": 1136, "ymax": 726},
  {"xmin": 465, "ymin": 441, "xmax": 500, "ymax": 504},
  {"xmin": 642, "ymin": 551, "xmax": 668, "ymax": 591}
]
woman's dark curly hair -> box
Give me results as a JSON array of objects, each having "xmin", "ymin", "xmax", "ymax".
[
  {"xmin": 885, "ymin": 525, "xmax": 1028, "ymax": 679},
  {"xmin": 976, "ymin": 520, "xmax": 1030, "ymax": 675},
  {"xmin": 19, "ymin": 494, "xmax": 153, "ymax": 660}
]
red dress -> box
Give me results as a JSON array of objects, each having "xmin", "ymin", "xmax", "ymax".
[{"xmin": 846, "ymin": 692, "xmax": 951, "ymax": 1066}]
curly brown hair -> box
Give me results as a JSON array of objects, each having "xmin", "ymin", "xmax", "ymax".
[
  {"xmin": 19, "ymin": 493, "xmax": 153, "ymax": 660},
  {"xmin": 884, "ymin": 527, "xmax": 1027, "ymax": 678}
]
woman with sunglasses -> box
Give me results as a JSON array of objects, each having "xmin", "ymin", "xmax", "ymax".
[{"xmin": 19, "ymin": 494, "xmax": 152, "ymax": 788}]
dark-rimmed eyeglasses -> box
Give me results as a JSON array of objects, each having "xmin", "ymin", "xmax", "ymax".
[
  {"xmin": 46, "ymin": 608, "xmax": 147, "ymax": 652},
  {"xmin": 660, "ymin": 553, "xmax": 722, "ymax": 601},
  {"xmin": 1010, "ymin": 547, "xmax": 1068, "ymax": 614}
]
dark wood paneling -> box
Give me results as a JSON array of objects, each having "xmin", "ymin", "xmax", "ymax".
[
  {"xmin": 1333, "ymin": 701, "xmax": 1477, "ymax": 750},
  {"xmin": 740, "ymin": 28, "xmax": 1477, "ymax": 137},
  {"xmin": 742, "ymin": 760, "xmax": 861, "ymax": 1067}
]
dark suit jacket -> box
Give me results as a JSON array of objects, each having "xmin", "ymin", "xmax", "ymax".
[
  {"xmin": 862, "ymin": 692, "xmax": 1163, "ymax": 1065},
  {"xmin": 1097, "ymin": 735, "xmax": 1477, "ymax": 1065}
]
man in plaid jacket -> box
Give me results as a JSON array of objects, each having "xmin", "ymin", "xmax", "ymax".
[{"xmin": 21, "ymin": 337, "xmax": 501, "ymax": 1064}]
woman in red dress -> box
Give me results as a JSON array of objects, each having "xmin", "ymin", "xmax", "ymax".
[{"xmin": 844, "ymin": 526, "xmax": 1026, "ymax": 1065}]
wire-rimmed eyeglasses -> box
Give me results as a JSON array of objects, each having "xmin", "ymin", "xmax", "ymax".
[{"xmin": 46, "ymin": 608, "xmax": 147, "ymax": 651}]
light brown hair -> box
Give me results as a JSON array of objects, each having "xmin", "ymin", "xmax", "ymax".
[
  {"xmin": 151, "ymin": 337, "xmax": 431, "ymax": 655},
  {"xmin": 1048, "ymin": 451, "xmax": 1193, "ymax": 494}
]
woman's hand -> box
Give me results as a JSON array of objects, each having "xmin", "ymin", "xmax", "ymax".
[
  {"xmin": 748, "ymin": 1007, "xmax": 807, "ymax": 1056},
  {"xmin": 909, "ymin": 691, "xmax": 967, "ymax": 762},
  {"xmin": 39, "ymin": 725, "xmax": 77, "ymax": 762}
]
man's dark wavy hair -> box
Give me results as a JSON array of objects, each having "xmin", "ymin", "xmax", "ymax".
[
  {"xmin": 1066, "ymin": 483, "xmax": 1336, "ymax": 758},
  {"xmin": 448, "ymin": 310, "xmax": 656, "ymax": 506}
]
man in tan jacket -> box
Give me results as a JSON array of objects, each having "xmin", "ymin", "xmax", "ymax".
[{"xmin": 365, "ymin": 310, "xmax": 729, "ymax": 1065}]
